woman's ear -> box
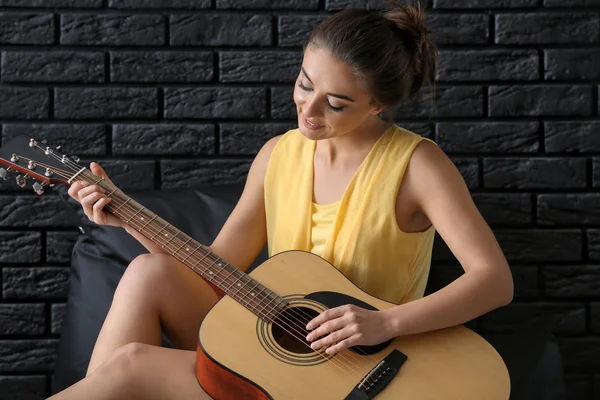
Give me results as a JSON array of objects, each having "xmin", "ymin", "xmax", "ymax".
[{"xmin": 370, "ymin": 103, "xmax": 387, "ymax": 116}]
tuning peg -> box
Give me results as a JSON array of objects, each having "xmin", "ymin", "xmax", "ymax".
[
  {"xmin": 15, "ymin": 175, "xmax": 28, "ymax": 188},
  {"xmin": 32, "ymin": 182, "xmax": 46, "ymax": 195},
  {"xmin": 71, "ymin": 155, "xmax": 80, "ymax": 163},
  {"xmin": 0, "ymin": 167, "xmax": 13, "ymax": 180}
]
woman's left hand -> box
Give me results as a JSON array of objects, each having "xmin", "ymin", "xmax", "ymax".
[{"xmin": 305, "ymin": 304, "xmax": 395, "ymax": 355}]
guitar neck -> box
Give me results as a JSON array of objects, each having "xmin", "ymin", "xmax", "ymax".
[{"xmin": 78, "ymin": 170, "xmax": 287, "ymax": 322}]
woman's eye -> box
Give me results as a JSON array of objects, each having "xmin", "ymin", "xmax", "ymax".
[{"xmin": 298, "ymin": 81, "xmax": 345, "ymax": 113}]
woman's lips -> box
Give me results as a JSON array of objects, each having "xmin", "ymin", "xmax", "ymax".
[{"xmin": 303, "ymin": 116, "xmax": 323, "ymax": 130}]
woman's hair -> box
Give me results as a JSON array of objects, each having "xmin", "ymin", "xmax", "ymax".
[{"xmin": 304, "ymin": 1, "xmax": 439, "ymax": 121}]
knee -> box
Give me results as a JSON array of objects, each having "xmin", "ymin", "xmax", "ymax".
[{"xmin": 117, "ymin": 253, "xmax": 174, "ymax": 292}]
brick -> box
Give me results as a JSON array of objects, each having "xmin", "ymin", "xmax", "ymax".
[
  {"xmin": 0, "ymin": 13, "xmax": 53, "ymax": 45},
  {"xmin": 0, "ymin": 304, "xmax": 45, "ymax": 335},
  {"xmin": 495, "ymin": 229, "xmax": 582, "ymax": 262},
  {"xmin": 219, "ymin": 123, "xmax": 295, "ymax": 155},
  {"xmin": 545, "ymin": 265, "xmax": 600, "ymax": 297},
  {"xmin": 164, "ymin": 88, "xmax": 266, "ymax": 119},
  {"xmin": 434, "ymin": 0, "xmax": 537, "ymax": 7},
  {"xmin": 51, "ymin": 303, "xmax": 65, "ymax": 335},
  {"xmin": 0, "ymin": 196, "xmax": 77, "ymax": 228},
  {"xmin": 325, "ymin": 0, "xmax": 387, "ymax": 9},
  {"xmin": 0, "ymin": 87, "xmax": 49, "ymax": 119},
  {"xmin": 219, "ymin": 51, "xmax": 302, "ymax": 83},
  {"xmin": 1, "ymin": 51, "xmax": 104, "ymax": 83},
  {"xmin": 109, "ymin": 0, "xmax": 211, "ymax": 7},
  {"xmin": 161, "ymin": 159, "xmax": 252, "ymax": 188},
  {"xmin": 170, "ymin": 14, "xmax": 271, "ymax": 46},
  {"xmin": 425, "ymin": 14, "xmax": 489, "ymax": 45},
  {"xmin": 110, "ymin": 51, "xmax": 213, "ymax": 83},
  {"xmin": 472, "ymin": 194, "xmax": 532, "ymax": 225},
  {"xmin": 396, "ymin": 86, "xmax": 484, "ymax": 119},
  {"xmin": 55, "ymin": 88, "xmax": 158, "ymax": 119},
  {"xmin": 0, "ymin": 376, "xmax": 46, "ymax": 400},
  {"xmin": 0, "ymin": 0, "xmax": 100, "ymax": 5},
  {"xmin": 545, "ymin": 50, "xmax": 600, "ymax": 81},
  {"xmin": 61, "ymin": 14, "xmax": 165, "ymax": 46},
  {"xmin": 483, "ymin": 157, "xmax": 586, "ymax": 189},
  {"xmin": 436, "ymin": 122, "xmax": 539, "ymax": 153},
  {"xmin": 79, "ymin": 159, "xmax": 155, "ymax": 190},
  {"xmin": 495, "ymin": 13, "xmax": 599, "ymax": 44},
  {"xmin": 589, "ymin": 229, "xmax": 600, "ymax": 261},
  {"xmin": 545, "ymin": 122, "xmax": 600, "ymax": 153},
  {"xmin": 450, "ymin": 158, "xmax": 479, "ymax": 189},
  {"xmin": 0, "ymin": 232, "xmax": 41, "ymax": 263},
  {"xmin": 278, "ymin": 16, "xmax": 326, "ymax": 47},
  {"xmin": 489, "ymin": 85, "xmax": 592, "ymax": 117},
  {"xmin": 564, "ymin": 375, "xmax": 592, "ymax": 400},
  {"xmin": 46, "ymin": 231, "xmax": 79, "ymax": 263},
  {"xmin": 559, "ymin": 338, "xmax": 600, "ymax": 373},
  {"xmin": 113, "ymin": 124, "xmax": 215, "ymax": 156},
  {"xmin": 545, "ymin": 0, "xmax": 600, "ymax": 6},
  {"xmin": 2, "ymin": 124, "xmax": 107, "ymax": 156},
  {"xmin": 481, "ymin": 302, "xmax": 585, "ymax": 334},
  {"xmin": 511, "ymin": 266, "xmax": 539, "ymax": 298},
  {"xmin": 595, "ymin": 158, "xmax": 600, "ymax": 188},
  {"xmin": 2, "ymin": 267, "xmax": 69, "ymax": 300},
  {"xmin": 218, "ymin": 0, "xmax": 318, "ymax": 8},
  {"xmin": 271, "ymin": 86, "xmax": 296, "ymax": 119},
  {"xmin": 592, "ymin": 303, "xmax": 600, "ymax": 333},
  {"xmin": 437, "ymin": 50, "xmax": 538, "ymax": 82},
  {"xmin": 0, "ymin": 339, "xmax": 58, "ymax": 372},
  {"xmin": 538, "ymin": 194, "xmax": 600, "ymax": 226}
]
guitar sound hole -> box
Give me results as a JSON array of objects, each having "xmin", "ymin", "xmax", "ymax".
[{"xmin": 271, "ymin": 306, "xmax": 320, "ymax": 354}]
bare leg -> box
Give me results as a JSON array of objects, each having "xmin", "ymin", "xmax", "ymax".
[
  {"xmin": 48, "ymin": 343, "xmax": 212, "ymax": 400},
  {"xmin": 86, "ymin": 253, "xmax": 218, "ymax": 375}
]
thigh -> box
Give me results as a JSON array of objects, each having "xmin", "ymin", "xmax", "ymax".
[
  {"xmin": 127, "ymin": 345, "xmax": 212, "ymax": 400},
  {"xmin": 118, "ymin": 253, "xmax": 219, "ymax": 350}
]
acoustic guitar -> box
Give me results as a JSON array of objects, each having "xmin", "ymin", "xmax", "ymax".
[{"xmin": 0, "ymin": 136, "xmax": 510, "ymax": 399}]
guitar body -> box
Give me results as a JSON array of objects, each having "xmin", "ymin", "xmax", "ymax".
[{"xmin": 196, "ymin": 250, "xmax": 510, "ymax": 399}]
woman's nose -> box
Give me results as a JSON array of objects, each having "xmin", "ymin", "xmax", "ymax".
[{"xmin": 302, "ymin": 96, "xmax": 321, "ymax": 118}]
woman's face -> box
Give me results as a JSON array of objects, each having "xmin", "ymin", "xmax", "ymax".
[{"xmin": 293, "ymin": 45, "xmax": 385, "ymax": 141}]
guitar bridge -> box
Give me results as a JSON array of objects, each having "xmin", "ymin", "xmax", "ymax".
[{"xmin": 344, "ymin": 349, "xmax": 407, "ymax": 399}]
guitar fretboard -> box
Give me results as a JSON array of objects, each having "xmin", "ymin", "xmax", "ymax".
[{"xmin": 79, "ymin": 169, "xmax": 288, "ymax": 322}]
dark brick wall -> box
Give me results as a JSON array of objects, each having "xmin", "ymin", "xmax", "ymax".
[{"xmin": 0, "ymin": 0, "xmax": 598, "ymax": 398}]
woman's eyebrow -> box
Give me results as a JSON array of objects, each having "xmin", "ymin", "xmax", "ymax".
[{"xmin": 301, "ymin": 66, "xmax": 356, "ymax": 102}]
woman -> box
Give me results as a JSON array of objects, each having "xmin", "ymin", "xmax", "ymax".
[{"xmin": 50, "ymin": 3, "xmax": 514, "ymax": 399}]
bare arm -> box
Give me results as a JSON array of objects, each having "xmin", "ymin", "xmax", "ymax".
[{"xmin": 386, "ymin": 140, "xmax": 514, "ymax": 336}]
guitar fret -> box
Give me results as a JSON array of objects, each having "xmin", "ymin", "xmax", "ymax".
[
  {"xmin": 126, "ymin": 206, "xmax": 146, "ymax": 224},
  {"xmin": 175, "ymin": 237, "xmax": 191, "ymax": 253},
  {"xmin": 107, "ymin": 187, "xmax": 119, "ymax": 196},
  {"xmin": 151, "ymin": 222, "xmax": 170, "ymax": 240},
  {"xmin": 182, "ymin": 244, "xmax": 201, "ymax": 263},
  {"xmin": 141, "ymin": 215, "xmax": 158, "ymax": 229},
  {"xmin": 93, "ymin": 177, "xmax": 103, "ymax": 185},
  {"xmin": 114, "ymin": 198, "xmax": 131, "ymax": 212},
  {"xmin": 164, "ymin": 230, "xmax": 180, "ymax": 246}
]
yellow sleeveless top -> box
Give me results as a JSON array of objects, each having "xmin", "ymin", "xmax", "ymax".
[{"xmin": 264, "ymin": 124, "xmax": 437, "ymax": 304}]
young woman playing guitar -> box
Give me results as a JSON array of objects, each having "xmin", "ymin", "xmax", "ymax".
[{"xmin": 49, "ymin": 3, "xmax": 513, "ymax": 399}]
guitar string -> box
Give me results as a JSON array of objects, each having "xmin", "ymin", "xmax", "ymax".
[{"xmin": 36, "ymin": 147, "xmax": 385, "ymax": 386}]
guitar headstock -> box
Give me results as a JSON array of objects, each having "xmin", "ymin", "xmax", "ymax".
[{"xmin": 0, "ymin": 136, "xmax": 83, "ymax": 195}]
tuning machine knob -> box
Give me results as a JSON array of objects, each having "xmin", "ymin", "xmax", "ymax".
[
  {"xmin": 0, "ymin": 167, "xmax": 13, "ymax": 180},
  {"xmin": 32, "ymin": 182, "xmax": 46, "ymax": 195},
  {"xmin": 16, "ymin": 175, "xmax": 28, "ymax": 188}
]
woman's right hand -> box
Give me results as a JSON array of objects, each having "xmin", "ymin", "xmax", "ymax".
[{"xmin": 67, "ymin": 162, "xmax": 124, "ymax": 227}]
